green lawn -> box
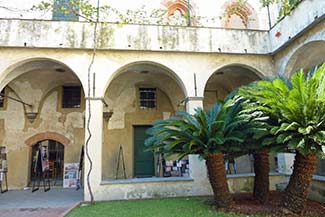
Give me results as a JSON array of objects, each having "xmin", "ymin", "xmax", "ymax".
[{"xmin": 66, "ymin": 197, "xmax": 263, "ymax": 217}]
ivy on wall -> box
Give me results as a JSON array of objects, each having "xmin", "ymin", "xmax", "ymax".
[
  {"xmin": 31, "ymin": 0, "xmax": 304, "ymax": 27},
  {"xmin": 261, "ymin": 0, "xmax": 303, "ymax": 19}
]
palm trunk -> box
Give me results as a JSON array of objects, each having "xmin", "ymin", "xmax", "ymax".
[
  {"xmin": 282, "ymin": 152, "xmax": 317, "ymax": 215},
  {"xmin": 206, "ymin": 153, "xmax": 233, "ymax": 208},
  {"xmin": 253, "ymin": 149, "xmax": 270, "ymax": 204}
]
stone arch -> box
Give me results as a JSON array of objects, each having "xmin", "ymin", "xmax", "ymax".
[
  {"xmin": 0, "ymin": 57, "xmax": 85, "ymax": 93},
  {"xmin": 163, "ymin": 0, "xmax": 194, "ymax": 17},
  {"xmin": 222, "ymin": 0, "xmax": 258, "ymax": 29},
  {"xmin": 284, "ymin": 40, "xmax": 325, "ymax": 77},
  {"xmin": 203, "ymin": 63, "xmax": 264, "ymax": 89},
  {"xmin": 0, "ymin": 57, "xmax": 86, "ymax": 116},
  {"xmin": 103, "ymin": 60, "xmax": 188, "ymax": 98},
  {"xmin": 102, "ymin": 60, "xmax": 188, "ymax": 180},
  {"xmin": 216, "ymin": 63, "xmax": 264, "ymax": 78},
  {"xmin": 25, "ymin": 132, "xmax": 71, "ymax": 147},
  {"xmin": 162, "ymin": 0, "xmax": 197, "ymax": 25},
  {"xmin": 203, "ymin": 63, "xmax": 262, "ymax": 110}
]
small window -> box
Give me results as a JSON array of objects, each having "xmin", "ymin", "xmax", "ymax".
[
  {"xmin": 62, "ymin": 86, "xmax": 81, "ymax": 108},
  {"xmin": 316, "ymin": 159, "xmax": 325, "ymax": 176},
  {"xmin": 52, "ymin": 0, "xmax": 79, "ymax": 21},
  {"xmin": 139, "ymin": 88, "xmax": 156, "ymax": 109},
  {"xmin": 0, "ymin": 88, "xmax": 5, "ymax": 108}
]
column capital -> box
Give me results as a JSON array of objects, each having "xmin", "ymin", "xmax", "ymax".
[
  {"xmin": 185, "ymin": 96, "xmax": 204, "ymax": 103},
  {"xmin": 185, "ymin": 97, "xmax": 204, "ymax": 114},
  {"xmin": 85, "ymin": 97, "xmax": 108, "ymax": 106},
  {"xmin": 85, "ymin": 97, "xmax": 104, "ymax": 101}
]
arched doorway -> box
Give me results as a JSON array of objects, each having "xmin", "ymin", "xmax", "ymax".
[
  {"xmin": 30, "ymin": 140, "xmax": 64, "ymax": 186},
  {"xmin": 0, "ymin": 58, "xmax": 85, "ymax": 189},
  {"xmin": 102, "ymin": 61, "xmax": 187, "ymax": 180}
]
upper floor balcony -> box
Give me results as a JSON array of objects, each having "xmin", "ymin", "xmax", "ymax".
[{"xmin": 0, "ymin": 0, "xmax": 323, "ymax": 54}]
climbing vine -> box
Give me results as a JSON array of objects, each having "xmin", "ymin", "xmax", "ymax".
[{"xmin": 261, "ymin": 0, "xmax": 303, "ymax": 19}]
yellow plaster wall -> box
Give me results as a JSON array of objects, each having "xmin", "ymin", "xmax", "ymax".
[
  {"xmin": 102, "ymin": 87, "xmax": 176, "ymax": 180},
  {"xmin": 0, "ymin": 70, "xmax": 85, "ymax": 189}
]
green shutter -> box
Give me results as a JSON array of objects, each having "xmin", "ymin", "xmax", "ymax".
[{"xmin": 134, "ymin": 126, "xmax": 154, "ymax": 177}]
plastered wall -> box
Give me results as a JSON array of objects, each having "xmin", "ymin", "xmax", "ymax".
[
  {"xmin": 102, "ymin": 70, "xmax": 185, "ymax": 179},
  {"xmin": 0, "ymin": 69, "xmax": 85, "ymax": 189}
]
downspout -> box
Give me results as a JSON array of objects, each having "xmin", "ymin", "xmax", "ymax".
[
  {"xmin": 187, "ymin": 0, "xmax": 191, "ymax": 26},
  {"xmin": 267, "ymin": 4, "xmax": 272, "ymax": 29}
]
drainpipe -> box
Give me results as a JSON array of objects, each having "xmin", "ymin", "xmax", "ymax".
[
  {"xmin": 96, "ymin": 0, "xmax": 100, "ymax": 22},
  {"xmin": 187, "ymin": 0, "xmax": 191, "ymax": 26},
  {"xmin": 267, "ymin": 4, "xmax": 272, "ymax": 29}
]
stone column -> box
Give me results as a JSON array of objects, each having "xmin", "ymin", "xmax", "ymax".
[
  {"xmin": 185, "ymin": 97, "xmax": 209, "ymax": 186},
  {"xmin": 185, "ymin": 97, "xmax": 204, "ymax": 114},
  {"xmin": 84, "ymin": 98, "xmax": 104, "ymax": 201},
  {"xmin": 277, "ymin": 153, "xmax": 295, "ymax": 174}
]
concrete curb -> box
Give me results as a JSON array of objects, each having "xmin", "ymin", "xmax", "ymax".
[{"xmin": 60, "ymin": 201, "xmax": 83, "ymax": 217}]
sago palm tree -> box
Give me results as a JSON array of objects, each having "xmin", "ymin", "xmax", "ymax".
[
  {"xmin": 145, "ymin": 95, "xmax": 267, "ymax": 209},
  {"xmin": 239, "ymin": 63, "xmax": 325, "ymax": 215},
  {"xmin": 225, "ymin": 98, "xmax": 274, "ymax": 204}
]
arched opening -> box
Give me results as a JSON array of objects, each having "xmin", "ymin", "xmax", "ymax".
[
  {"xmin": 102, "ymin": 62, "xmax": 187, "ymax": 180},
  {"xmin": 286, "ymin": 41, "xmax": 325, "ymax": 76},
  {"xmin": 0, "ymin": 58, "xmax": 85, "ymax": 189},
  {"xmin": 222, "ymin": 0, "xmax": 259, "ymax": 29},
  {"xmin": 30, "ymin": 140, "xmax": 64, "ymax": 186},
  {"xmin": 203, "ymin": 65, "xmax": 261, "ymax": 110},
  {"xmin": 203, "ymin": 64, "xmax": 278, "ymax": 174},
  {"xmin": 162, "ymin": 0, "xmax": 197, "ymax": 25}
]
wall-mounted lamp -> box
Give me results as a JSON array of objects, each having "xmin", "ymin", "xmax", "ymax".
[
  {"xmin": 103, "ymin": 111, "xmax": 113, "ymax": 122},
  {"xmin": 26, "ymin": 112, "xmax": 38, "ymax": 123}
]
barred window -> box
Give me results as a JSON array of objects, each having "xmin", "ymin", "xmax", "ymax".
[
  {"xmin": 0, "ymin": 88, "xmax": 4, "ymax": 108},
  {"xmin": 62, "ymin": 86, "xmax": 81, "ymax": 108},
  {"xmin": 139, "ymin": 88, "xmax": 156, "ymax": 109}
]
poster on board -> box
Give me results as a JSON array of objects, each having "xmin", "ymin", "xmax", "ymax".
[
  {"xmin": 0, "ymin": 146, "xmax": 7, "ymax": 172},
  {"xmin": 63, "ymin": 163, "xmax": 79, "ymax": 188},
  {"xmin": 40, "ymin": 146, "xmax": 49, "ymax": 172}
]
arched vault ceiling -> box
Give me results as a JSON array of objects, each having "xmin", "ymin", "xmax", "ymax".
[
  {"xmin": 105, "ymin": 64, "xmax": 186, "ymax": 111},
  {"xmin": 291, "ymin": 41, "xmax": 325, "ymax": 74},
  {"xmin": 205, "ymin": 66, "xmax": 260, "ymax": 92}
]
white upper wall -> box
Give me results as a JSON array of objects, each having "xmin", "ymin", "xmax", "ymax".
[
  {"xmin": 0, "ymin": 0, "xmax": 323, "ymax": 56},
  {"xmin": 0, "ymin": 0, "xmax": 279, "ymax": 30}
]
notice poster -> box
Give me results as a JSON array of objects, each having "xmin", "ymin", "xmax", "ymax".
[
  {"xmin": 76, "ymin": 146, "xmax": 84, "ymax": 190},
  {"xmin": 40, "ymin": 146, "xmax": 49, "ymax": 172},
  {"xmin": 0, "ymin": 146, "xmax": 7, "ymax": 172},
  {"xmin": 63, "ymin": 163, "xmax": 79, "ymax": 188}
]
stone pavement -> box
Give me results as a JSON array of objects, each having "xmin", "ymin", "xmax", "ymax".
[
  {"xmin": 0, "ymin": 188, "xmax": 83, "ymax": 217},
  {"xmin": 0, "ymin": 207, "xmax": 69, "ymax": 217}
]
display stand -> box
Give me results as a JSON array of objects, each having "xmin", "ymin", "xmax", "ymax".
[
  {"xmin": 76, "ymin": 146, "xmax": 84, "ymax": 190},
  {"xmin": 115, "ymin": 145, "xmax": 126, "ymax": 179},
  {"xmin": 32, "ymin": 146, "xmax": 51, "ymax": 192},
  {"xmin": 156, "ymin": 153, "xmax": 167, "ymax": 177},
  {"xmin": 0, "ymin": 146, "xmax": 8, "ymax": 193},
  {"xmin": 0, "ymin": 169, "xmax": 8, "ymax": 193}
]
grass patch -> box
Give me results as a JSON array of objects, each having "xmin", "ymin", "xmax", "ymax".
[{"xmin": 66, "ymin": 197, "xmax": 264, "ymax": 217}]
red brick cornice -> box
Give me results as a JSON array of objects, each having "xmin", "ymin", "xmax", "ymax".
[{"xmin": 25, "ymin": 132, "xmax": 71, "ymax": 146}]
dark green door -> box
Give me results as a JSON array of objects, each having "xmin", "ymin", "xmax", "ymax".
[{"xmin": 134, "ymin": 125, "xmax": 154, "ymax": 177}]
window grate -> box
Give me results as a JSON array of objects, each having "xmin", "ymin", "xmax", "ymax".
[
  {"xmin": 0, "ymin": 88, "xmax": 5, "ymax": 108},
  {"xmin": 62, "ymin": 86, "xmax": 81, "ymax": 108},
  {"xmin": 139, "ymin": 88, "xmax": 156, "ymax": 109}
]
